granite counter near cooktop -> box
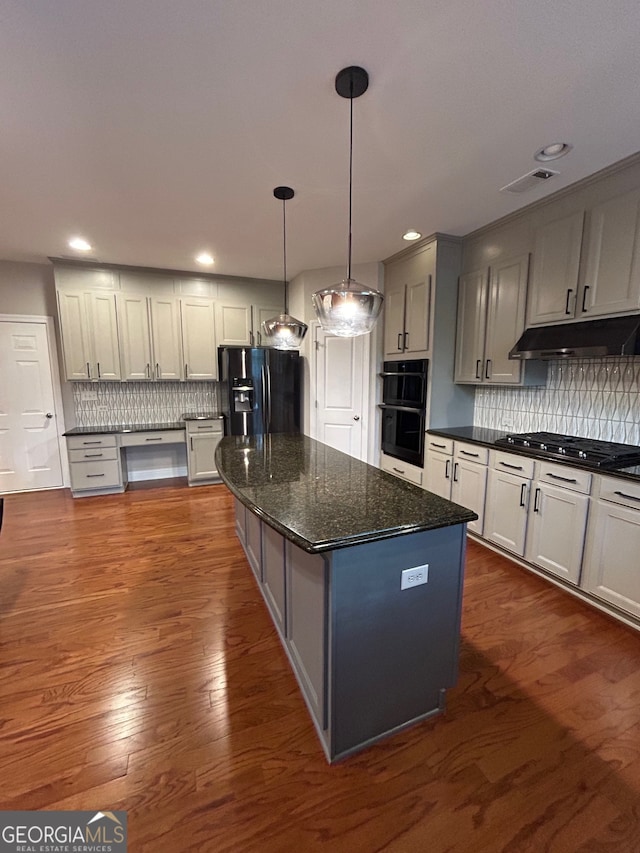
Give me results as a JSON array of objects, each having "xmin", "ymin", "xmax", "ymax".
[
  {"xmin": 215, "ymin": 433, "xmax": 477, "ymax": 554},
  {"xmin": 427, "ymin": 425, "xmax": 640, "ymax": 483}
]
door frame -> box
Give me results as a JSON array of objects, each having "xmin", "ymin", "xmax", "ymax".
[
  {"xmin": 312, "ymin": 322, "xmax": 372, "ymax": 463},
  {"xmin": 0, "ymin": 314, "xmax": 69, "ymax": 490}
]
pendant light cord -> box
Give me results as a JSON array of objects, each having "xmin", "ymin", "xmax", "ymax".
[
  {"xmin": 347, "ymin": 77, "xmax": 354, "ymax": 282},
  {"xmin": 282, "ymin": 197, "xmax": 288, "ymax": 314}
]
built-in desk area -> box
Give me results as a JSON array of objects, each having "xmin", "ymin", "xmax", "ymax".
[{"xmin": 64, "ymin": 415, "xmax": 223, "ymax": 496}]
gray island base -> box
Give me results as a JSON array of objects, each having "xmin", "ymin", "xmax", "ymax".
[{"xmin": 216, "ymin": 434, "xmax": 477, "ymax": 763}]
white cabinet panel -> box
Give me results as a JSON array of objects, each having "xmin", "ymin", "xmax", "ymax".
[
  {"xmin": 181, "ymin": 297, "xmax": 217, "ymax": 380},
  {"xmin": 57, "ymin": 291, "xmax": 92, "ymax": 380},
  {"xmin": 525, "ymin": 483, "xmax": 589, "ymax": 585},
  {"xmin": 150, "ymin": 296, "xmax": 182, "ymax": 380},
  {"xmin": 57, "ymin": 291, "xmax": 121, "ymax": 381},
  {"xmin": 262, "ymin": 523, "xmax": 287, "ymax": 636},
  {"xmin": 528, "ymin": 210, "xmax": 585, "ymax": 325},
  {"xmin": 216, "ymin": 303, "xmax": 252, "ymax": 346},
  {"xmin": 424, "ymin": 445, "xmax": 453, "ymax": 499},
  {"xmin": 485, "ymin": 468, "xmax": 530, "ymax": 556},
  {"xmin": 117, "ymin": 293, "xmax": 153, "ymax": 380},
  {"xmin": 451, "ymin": 455, "xmax": 487, "ymax": 536}
]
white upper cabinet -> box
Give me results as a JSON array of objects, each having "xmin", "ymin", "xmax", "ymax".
[
  {"xmin": 215, "ymin": 302, "xmax": 282, "ymax": 347},
  {"xmin": 181, "ymin": 297, "xmax": 217, "ymax": 380},
  {"xmin": 580, "ymin": 188, "xmax": 640, "ymax": 318},
  {"xmin": 117, "ymin": 294, "xmax": 182, "ymax": 380},
  {"xmin": 527, "ymin": 187, "xmax": 640, "ymax": 326},
  {"xmin": 150, "ymin": 296, "xmax": 182, "ymax": 379},
  {"xmin": 455, "ymin": 254, "xmax": 532, "ymax": 385},
  {"xmin": 57, "ymin": 290, "xmax": 121, "ymax": 381},
  {"xmin": 383, "ymin": 247, "xmax": 432, "ymax": 358},
  {"xmin": 116, "ymin": 294, "xmax": 153, "ymax": 380},
  {"xmin": 527, "ymin": 210, "xmax": 585, "ymax": 326},
  {"xmin": 216, "ymin": 303, "xmax": 252, "ymax": 346}
]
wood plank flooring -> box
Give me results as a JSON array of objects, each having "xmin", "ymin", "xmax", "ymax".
[{"xmin": 1, "ymin": 482, "xmax": 639, "ymax": 852}]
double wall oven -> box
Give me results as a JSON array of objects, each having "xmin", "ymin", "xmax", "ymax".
[{"xmin": 379, "ymin": 359, "xmax": 428, "ymax": 468}]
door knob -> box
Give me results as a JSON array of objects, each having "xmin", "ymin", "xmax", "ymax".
[
  {"xmin": 46, "ymin": 412, "xmax": 53, "ymax": 419},
  {"xmin": 353, "ymin": 415, "xmax": 360, "ymax": 421}
]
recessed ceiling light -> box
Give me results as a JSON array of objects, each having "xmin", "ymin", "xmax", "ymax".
[
  {"xmin": 196, "ymin": 252, "xmax": 214, "ymax": 265},
  {"xmin": 68, "ymin": 236, "xmax": 92, "ymax": 251},
  {"xmin": 534, "ymin": 142, "xmax": 573, "ymax": 162},
  {"xmin": 402, "ymin": 229, "xmax": 422, "ymax": 241}
]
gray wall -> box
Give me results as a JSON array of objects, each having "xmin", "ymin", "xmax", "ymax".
[{"xmin": 0, "ymin": 261, "xmax": 56, "ymax": 315}]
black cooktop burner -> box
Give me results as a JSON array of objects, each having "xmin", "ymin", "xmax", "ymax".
[{"xmin": 495, "ymin": 431, "xmax": 640, "ymax": 469}]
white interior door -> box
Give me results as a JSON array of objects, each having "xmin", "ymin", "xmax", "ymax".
[
  {"xmin": 0, "ymin": 320, "xmax": 63, "ymax": 493},
  {"xmin": 314, "ymin": 327, "xmax": 365, "ymax": 459}
]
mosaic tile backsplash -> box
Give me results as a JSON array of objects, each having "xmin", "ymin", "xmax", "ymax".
[
  {"xmin": 474, "ymin": 357, "xmax": 640, "ymax": 445},
  {"xmin": 72, "ymin": 382, "xmax": 220, "ymax": 427}
]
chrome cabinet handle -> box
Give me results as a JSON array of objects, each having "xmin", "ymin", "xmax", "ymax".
[
  {"xmin": 97, "ymin": 362, "xmax": 101, "ymax": 379},
  {"xmin": 86, "ymin": 473, "xmax": 105, "ymax": 478},
  {"xmin": 156, "ymin": 363, "xmax": 160, "ymax": 379},
  {"xmin": 82, "ymin": 440, "xmax": 102, "ymax": 445},
  {"xmin": 403, "ymin": 331, "xmax": 409, "ymax": 350},
  {"xmin": 84, "ymin": 453, "xmax": 103, "ymax": 458},
  {"xmin": 145, "ymin": 437, "xmax": 162, "ymax": 442},
  {"xmin": 250, "ymin": 330, "xmax": 254, "ymax": 345},
  {"xmin": 184, "ymin": 363, "xmax": 189, "ymax": 379},
  {"xmin": 86, "ymin": 362, "xmax": 91, "ymax": 379},
  {"xmin": 397, "ymin": 333, "xmax": 403, "ymax": 351},
  {"xmin": 146, "ymin": 363, "xmax": 151, "ymax": 378}
]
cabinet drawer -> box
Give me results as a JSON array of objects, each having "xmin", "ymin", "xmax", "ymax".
[
  {"xmin": 69, "ymin": 459, "xmax": 122, "ymax": 490},
  {"xmin": 68, "ymin": 447, "xmax": 118, "ymax": 463},
  {"xmin": 185, "ymin": 419, "xmax": 224, "ymax": 435},
  {"xmin": 491, "ymin": 450, "xmax": 535, "ymax": 479},
  {"xmin": 454, "ymin": 442, "xmax": 488, "ymax": 466},
  {"xmin": 380, "ymin": 454, "xmax": 423, "ymax": 485},
  {"xmin": 66, "ymin": 434, "xmax": 117, "ymax": 450},
  {"xmin": 537, "ymin": 461, "xmax": 591, "ymax": 494},
  {"xmin": 598, "ymin": 476, "xmax": 640, "ymax": 508},
  {"xmin": 119, "ymin": 429, "xmax": 185, "ymax": 447},
  {"xmin": 425, "ymin": 436, "xmax": 453, "ymax": 456}
]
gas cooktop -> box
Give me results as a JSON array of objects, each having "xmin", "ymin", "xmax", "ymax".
[{"xmin": 494, "ymin": 431, "xmax": 640, "ymax": 469}]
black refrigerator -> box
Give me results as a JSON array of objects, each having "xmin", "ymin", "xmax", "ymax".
[{"xmin": 218, "ymin": 346, "xmax": 301, "ymax": 436}]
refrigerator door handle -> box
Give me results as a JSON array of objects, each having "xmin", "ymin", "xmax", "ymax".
[
  {"xmin": 265, "ymin": 363, "xmax": 272, "ymax": 431},
  {"xmin": 261, "ymin": 365, "xmax": 268, "ymax": 433}
]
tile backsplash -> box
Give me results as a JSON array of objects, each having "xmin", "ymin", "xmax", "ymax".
[
  {"xmin": 72, "ymin": 382, "xmax": 219, "ymax": 427},
  {"xmin": 474, "ymin": 357, "xmax": 640, "ymax": 445}
]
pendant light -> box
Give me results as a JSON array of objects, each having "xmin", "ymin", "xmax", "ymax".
[
  {"xmin": 262, "ymin": 186, "xmax": 308, "ymax": 350},
  {"xmin": 312, "ymin": 66, "xmax": 384, "ymax": 337}
]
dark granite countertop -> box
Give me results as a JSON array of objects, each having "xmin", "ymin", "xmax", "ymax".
[
  {"xmin": 427, "ymin": 426, "xmax": 640, "ymax": 483},
  {"xmin": 64, "ymin": 421, "xmax": 185, "ymax": 436},
  {"xmin": 216, "ymin": 434, "xmax": 477, "ymax": 554}
]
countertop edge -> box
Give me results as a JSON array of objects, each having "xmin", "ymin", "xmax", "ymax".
[{"xmin": 216, "ymin": 441, "xmax": 477, "ymax": 554}]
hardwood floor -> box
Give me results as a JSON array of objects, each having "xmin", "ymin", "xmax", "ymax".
[{"xmin": 1, "ymin": 483, "xmax": 639, "ymax": 852}]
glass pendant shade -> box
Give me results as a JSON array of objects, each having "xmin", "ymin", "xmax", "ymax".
[
  {"xmin": 262, "ymin": 186, "xmax": 308, "ymax": 350},
  {"xmin": 311, "ymin": 66, "xmax": 383, "ymax": 338},
  {"xmin": 312, "ymin": 278, "xmax": 383, "ymax": 337},
  {"xmin": 262, "ymin": 312, "xmax": 307, "ymax": 350}
]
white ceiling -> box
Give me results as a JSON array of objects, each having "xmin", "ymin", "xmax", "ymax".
[{"xmin": 2, "ymin": 0, "xmax": 640, "ymax": 281}]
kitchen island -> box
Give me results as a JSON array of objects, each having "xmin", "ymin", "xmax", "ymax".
[{"xmin": 216, "ymin": 434, "xmax": 477, "ymax": 762}]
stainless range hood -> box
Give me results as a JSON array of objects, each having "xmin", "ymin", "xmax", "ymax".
[{"xmin": 509, "ymin": 316, "xmax": 640, "ymax": 360}]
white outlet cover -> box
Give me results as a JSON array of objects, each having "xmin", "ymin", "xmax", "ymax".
[{"xmin": 401, "ymin": 564, "xmax": 429, "ymax": 590}]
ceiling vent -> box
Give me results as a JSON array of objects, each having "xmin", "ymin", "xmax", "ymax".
[{"xmin": 500, "ymin": 168, "xmax": 559, "ymax": 194}]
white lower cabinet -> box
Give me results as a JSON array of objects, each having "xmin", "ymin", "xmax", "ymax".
[
  {"xmin": 186, "ymin": 419, "xmax": 223, "ymax": 485},
  {"xmin": 380, "ymin": 452, "xmax": 423, "ymax": 486},
  {"xmin": 245, "ymin": 510, "xmax": 262, "ymax": 581},
  {"xmin": 424, "ymin": 437, "xmax": 454, "ymax": 498},
  {"xmin": 485, "ymin": 467, "xmax": 531, "ymax": 555},
  {"xmin": 524, "ymin": 462, "xmax": 591, "ymax": 585},
  {"xmin": 451, "ymin": 444, "xmax": 488, "ymax": 535},
  {"xmin": 581, "ymin": 477, "xmax": 640, "ymax": 618}
]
